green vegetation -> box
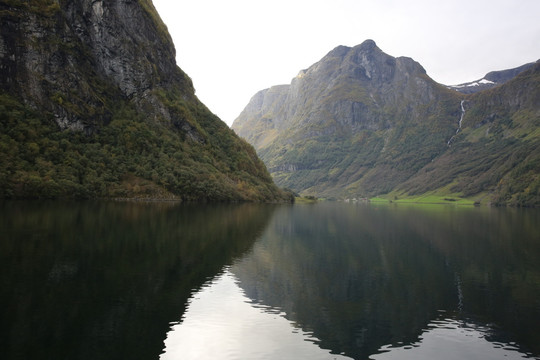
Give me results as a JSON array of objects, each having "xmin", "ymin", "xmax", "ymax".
[
  {"xmin": 236, "ymin": 46, "xmax": 540, "ymax": 206},
  {"xmin": 0, "ymin": 93, "xmax": 290, "ymax": 202},
  {"xmin": 368, "ymin": 197, "xmax": 389, "ymax": 203},
  {"xmin": 0, "ymin": 0, "xmax": 292, "ymax": 202},
  {"xmin": 257, "ymin": 89, "xmax": 461, "ymax": 201},
  {"xmin": 0, "ymin": 0, "xmax": 61, "ymax": 17},
  {"xmin": 372, "ymin": 193, "xmax": 477, "ymax": 206},
  {"xmin": 295, "ymin": 195, "xmax": 318, "ymax": 204},
  {"xmin": 137, "ymin": 0, "xmax": 174, "ymax": 45}
]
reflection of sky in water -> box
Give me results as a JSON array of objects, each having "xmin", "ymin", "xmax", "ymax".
[
  {"xmin": 157, "ymin": 203, "xmax": 540, "ymax": 360},
  {"xmin": 371, "ymin": 316, "xmax": 537, "ymax": 360},
  {"xmin": 160, "ymin": 268, "xmax": 537, "ymax": 360},
  {"xmin": 160, "ymin": 269, "xmax": 351, "ymax": 360}
]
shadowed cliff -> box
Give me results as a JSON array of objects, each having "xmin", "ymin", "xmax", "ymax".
[{"xmin": 0, "ymin": 0, "xmax": 290, "ymax": 202}]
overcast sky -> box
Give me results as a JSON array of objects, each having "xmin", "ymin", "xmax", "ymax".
[{"xmin": 152, "ymin": 0, "xmax": 540, "ymax": 126}]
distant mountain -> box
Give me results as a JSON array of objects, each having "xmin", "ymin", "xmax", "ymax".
[
  {"xmin": 0, "ymin": 0, "xmax": 290, "ymax": 201},
  {"xmin": 232, "ymin": 40, "xmax": 540, "ymax": 206},
  {"xmin": 448, "ymin": 62, "xmax": 535, "ymax": 94}
]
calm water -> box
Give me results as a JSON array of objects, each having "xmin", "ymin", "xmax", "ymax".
[{"xmin": 1, "ymin": 201, "xmax": 539, "ymax": 359}]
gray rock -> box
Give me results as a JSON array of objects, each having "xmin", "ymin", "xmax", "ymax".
[{"xmin": 0, "ymin": 0, "xmax": 194, "ymax": 135}]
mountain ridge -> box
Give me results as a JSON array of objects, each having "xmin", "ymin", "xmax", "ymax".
[
  {"xmin": 447, "ymin": 62, "xmax": 536, "ymax": 94},
  {"xmin": 232, "ymin": 40, "xmax": 540, "ymax": 206}
]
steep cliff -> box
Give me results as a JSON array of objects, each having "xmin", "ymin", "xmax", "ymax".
[
  {"xmin": 0, "ymin": 0, "xmax": 289, "ymax": 201},
  {"xmin": 232, "ymin": 40, "xmax": 540, "ymax": 205}
]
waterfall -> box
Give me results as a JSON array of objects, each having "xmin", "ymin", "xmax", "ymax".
[{"xmin": 447, "ymin": 100, "xmax": 466, "ymax": 146}]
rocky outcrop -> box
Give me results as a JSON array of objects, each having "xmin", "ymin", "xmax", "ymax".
[{"xmin": 0, "ymin": 0, "xmax": 193, "ymax": 133}]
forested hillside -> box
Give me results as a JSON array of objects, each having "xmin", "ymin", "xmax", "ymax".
[{"xmin": 0, "ymin": 0, "xmax": 290, "ymax": 202}]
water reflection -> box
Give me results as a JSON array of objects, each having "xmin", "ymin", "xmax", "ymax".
[
  {"xmin": 3, "ymin": 201, "xmax": 540, "ymax": 360},
  {"xmin": 372, "ymin": 316, "xmax": 535, "ymax": 360},
  {"xmin": 161, "ymin": 269, "xmax": 351, "ymax": 360},
  {"xmin": 0, "ymin": 201, "xmax": 276, "ymax": 360},
  {"xmin": 230, "ymin": 203, "xmax": 540, "ymax": 359}
]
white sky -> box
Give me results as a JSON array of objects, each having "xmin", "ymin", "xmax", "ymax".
[{"xmin": 152, "ymin": 0, "xmax": 540, "ymax": 126}]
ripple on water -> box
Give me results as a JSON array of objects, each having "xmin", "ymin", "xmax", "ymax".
[{"xmin": 371, "ymin": 317, "xmax": 537, "ymax": 360}]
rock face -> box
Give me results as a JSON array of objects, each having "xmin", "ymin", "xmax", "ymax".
[
  {"xmin": 234, "ymin": 41, "xmax": 442, "ymax": 148},
  {"xmin": 233, "ymin": 40, "xmax": 540, "ymax": 205},
  {"xmin": 0, "ymin": 0, "xmax": 289, "ymax": 202},
  {"xmin": 1, "ymin": 0, "xmax": 189, "ymax": 133}
]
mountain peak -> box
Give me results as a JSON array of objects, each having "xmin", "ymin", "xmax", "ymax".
[
  {"xmin": 325, "ymin": 40, "xmax": 378, "ymax": 58},
  {"xmin": 233, "ymin": 39, "xmax": 444, "ymax": 161},
  {"xmin": 356, "ymin": 39, "xmax": 378, "ymax": 51},
  {"xmin": 232, "ymin": 41, "xmax": 540, "ymax": 206}
]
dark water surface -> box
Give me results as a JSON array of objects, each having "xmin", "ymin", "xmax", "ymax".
[{"xmin": 1, "ymin": 201, "xmax": 539, "ymax": 359}]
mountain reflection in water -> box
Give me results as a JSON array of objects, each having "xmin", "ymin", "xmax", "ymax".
[
  {"xmin": 0, "ymin": 201, "xmax": 277, "ymax": 360},
  {"xmin": 2, "ymin": 201, "xmax": 539, "ymax": 360},
  {"xmin": 166, "ymin": 202, "xmax": 540, "ymax": 360},
  {"xmin": 372, "ymin": 316, "xmax": 535, "ymax": 360}
]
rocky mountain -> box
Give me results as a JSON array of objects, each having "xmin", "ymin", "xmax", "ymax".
[
  {"xmin": 448, "ymin": 62, "xmax": 535, "ymax": 94},
  {"xmin": 0, "ymin": 0, "xmax": 290, "ymax": 201},
  {"xmin": 232, "ymin": 40, "xmax": 540, "ymax": 206}
]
